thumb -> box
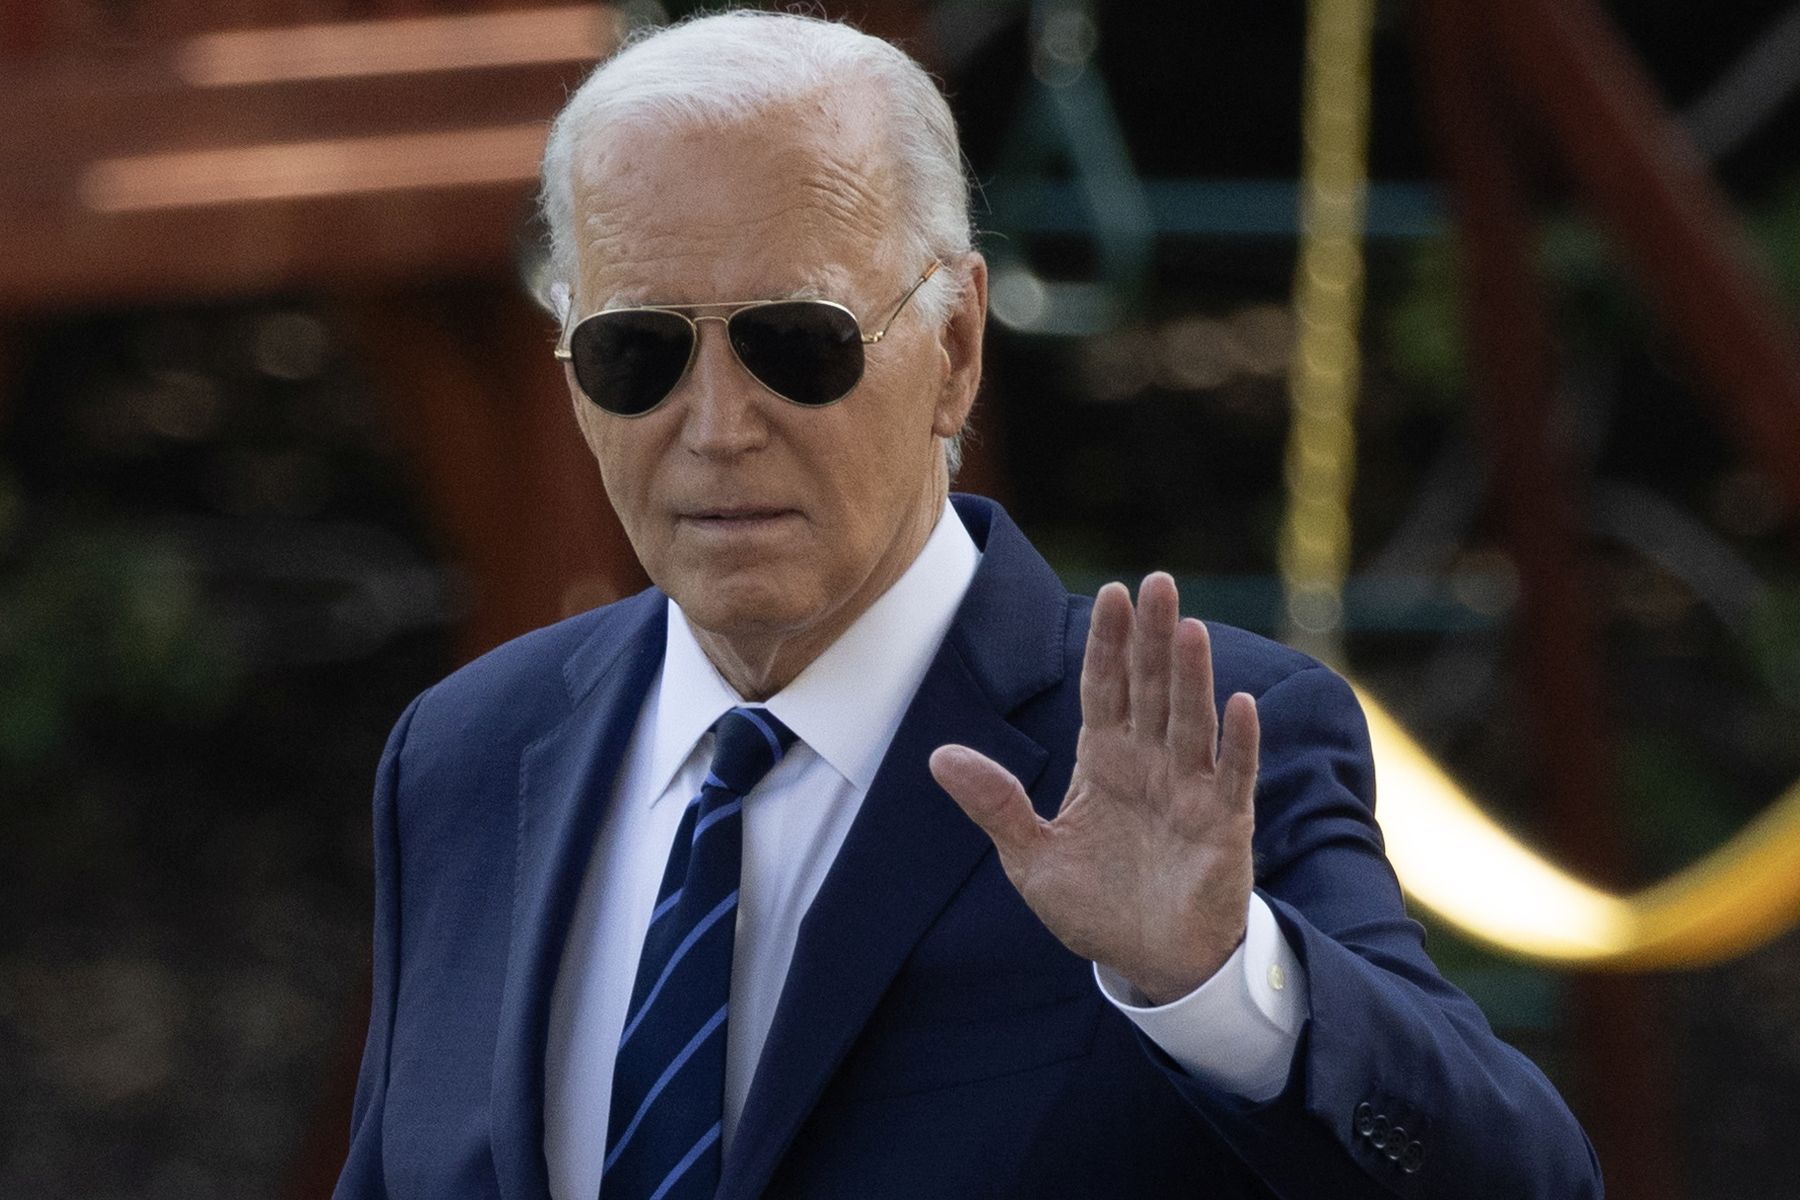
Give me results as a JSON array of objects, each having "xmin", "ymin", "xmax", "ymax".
[{"xmin": 929, "ymin": 744, "xmax": 1047, "ymax": 861}]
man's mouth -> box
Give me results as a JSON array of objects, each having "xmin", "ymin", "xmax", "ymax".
[{"xmin": 678, "ymin": 507, "xmax": 801, "ymax": 529}]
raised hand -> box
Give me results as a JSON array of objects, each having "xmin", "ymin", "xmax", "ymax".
[{"xmin": 929, "ymin": 572, "xmax": 1260, "ymax": 1005}]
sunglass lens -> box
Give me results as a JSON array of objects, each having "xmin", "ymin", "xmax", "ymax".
[
  {"xmin": 569, "ymin": 309, "xmax": 694, "ymax": 415},
  {"xmin": 729, "ymin": 302, "xmax": 864, "ymax": 407}
]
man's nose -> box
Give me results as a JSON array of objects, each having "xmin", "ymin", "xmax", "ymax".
[{"xmin": 676, "ymin": 315, "xmax": 769, "ymax": 457}]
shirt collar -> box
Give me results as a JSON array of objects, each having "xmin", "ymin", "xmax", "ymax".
[{"xmin": 645, "ymin": 499, "xmax": 981, "ymax": 804}]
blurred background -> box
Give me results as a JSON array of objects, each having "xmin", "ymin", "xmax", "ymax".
[{"xmin": 4, "ymin": 0, "xmax": 1800, "ymax": 1196}]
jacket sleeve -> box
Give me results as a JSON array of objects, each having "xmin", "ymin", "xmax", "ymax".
[
  {"xmin": 333, "ymin": 692, "xmax": 425, "ymax": 1200},
  {"xmin": 1153, "ymin": 664, "xmax": 1604, "ymax": 1199}
]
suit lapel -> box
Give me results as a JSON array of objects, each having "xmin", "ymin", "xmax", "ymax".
[
  {"xmin": 719, "ymin": 496, "xmax": 1072, "ymax": 1200},
  {"xmin": 491, "ymin": 593, "xmax": 667, "ymax": 1200}
]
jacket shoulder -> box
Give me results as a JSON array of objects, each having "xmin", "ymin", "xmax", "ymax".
[
  {"xmin": 401, "ymin": 588, "xmax": 663, "ymax": 762},
  {"xmin": 1201, "ymin": 620, "xmax": 1334, "ymax": 697}
]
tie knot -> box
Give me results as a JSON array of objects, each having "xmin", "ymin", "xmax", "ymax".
[{"xmin": 707, "ymin": 706, "xmax": 798, "ymax": 795}]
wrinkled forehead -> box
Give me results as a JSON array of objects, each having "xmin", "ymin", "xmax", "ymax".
[{"xmin": 566, "ymin": 101, "xmax": 904, "ymax": 311}]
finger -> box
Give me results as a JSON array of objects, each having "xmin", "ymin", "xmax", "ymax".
[
  {"xmin": 1080, "ymin": 581, "xmax": 1133, "ymax": 729},
  {"xmin": 1168, "ymin": 618, "xmax": 1218, "ymax": 775},
  {"xmin": 929, "ymin": 744, "xmax": 1048, "ymax": 865},
  {"xmin": 1129, "ymin": 572, "xmax": 1179, "ymax": 739},
  {"xmin": 1214, "ymin": 692, "xmax": 1261, "ymax": 817}
]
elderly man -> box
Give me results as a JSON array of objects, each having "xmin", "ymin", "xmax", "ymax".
[{"xmin": 335, "ymin": 11, "xmax": 1600, "ymax": 1200}]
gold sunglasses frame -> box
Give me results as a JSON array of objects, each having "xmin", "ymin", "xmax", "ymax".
[{"xmin": 553, "ymin": 261, "xmax": 942, "ymax": 417}]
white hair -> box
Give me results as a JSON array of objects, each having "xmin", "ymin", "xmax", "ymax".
[{"xmin": 537, "ymin": 10, "xmax": 977, "ymax": 473}]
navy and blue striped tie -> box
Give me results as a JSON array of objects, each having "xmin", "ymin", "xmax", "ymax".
[{"xmin": 602, "ymin": 705, "xmax": 798, "ymax": 1200}]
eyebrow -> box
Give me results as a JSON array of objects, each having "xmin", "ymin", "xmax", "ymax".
[{"xmin": 589, "ymin": 276, "xmax": 839, "ymax": 312}]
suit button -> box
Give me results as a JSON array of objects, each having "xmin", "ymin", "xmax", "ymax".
[
  {"xmin": 1401, "ymin": 1141, "xmax": 1426, "ymax": 1174},
  {"xmin": 1354, "ymin": 1102, "xmax": 1375, "ymax": 1138},
  {"xmin": 1384, "ymin": 1127, "xmax": 1407, "ymax": 1161},
  {"xmin": 1370, "ymin": 1115, "xmax": 1390, "ymax": 1149}
]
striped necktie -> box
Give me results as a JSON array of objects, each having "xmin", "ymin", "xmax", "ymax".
[{"xmin": 602, "ymin": 705, "xmax": 798, "ymax": 1200}]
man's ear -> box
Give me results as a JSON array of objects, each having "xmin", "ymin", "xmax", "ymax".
[{"xmin": 931, "ymin": 252, "xmax": 988, "ymax": 440}]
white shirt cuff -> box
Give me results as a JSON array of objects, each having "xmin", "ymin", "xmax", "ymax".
[{"xmin": 1093, "ymin": 893, "xmax": 1308, "ymax": 1102}]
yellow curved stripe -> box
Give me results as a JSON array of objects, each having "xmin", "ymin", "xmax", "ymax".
[
  {"xmin": 1284, "ymin": 0, "xmax": 1800, "ymax": 968},
  {"xmin": 1358, "ymin": 684, "xmax": 1800, "ymax": 968}
]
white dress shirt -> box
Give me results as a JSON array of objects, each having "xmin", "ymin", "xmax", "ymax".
[{"xmin": 544, "ymin": 501, "xmax": 1307, "ymax": 1200}]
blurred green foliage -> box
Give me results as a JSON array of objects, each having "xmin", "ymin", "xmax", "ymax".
[
  {"xmin": 1751, "ymin": 178, "xmax": 1800, "ymax": 302},
  {"xmin": 1619, "ymin": 730, "xmax": 1740, "ymax": 874},
  {"xmin": 1746, "ymin": 582, "xmax": 1800, "ymax": 710},
  {"xmin": 1381, "ymin": 233, "xmax": 1467, "ymax": 404},
  {"xmin": 1382, "ymin": 173, "xmax": 1800, "ymax": 402},
  {"xmin": 0, "ymin": 469, "xmax": 242, "ymax": 775}
]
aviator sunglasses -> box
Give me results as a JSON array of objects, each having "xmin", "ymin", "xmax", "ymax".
[{"xmin": 555, "ymin": 261, "xmax": 942, "ymax": 417}]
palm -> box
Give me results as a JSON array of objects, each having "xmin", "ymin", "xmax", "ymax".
[{"xmin": 930, "ymin": 573, "xmax": 1259, "ymax": 1005}]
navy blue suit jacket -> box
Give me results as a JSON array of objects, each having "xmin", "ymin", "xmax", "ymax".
[{"xmin": 335, "ymin": 495, "xmax": 1602, "ymax": 1199}]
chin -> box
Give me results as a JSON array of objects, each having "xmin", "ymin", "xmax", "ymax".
[{"xmin": 669, "ymin": 573, "xmax": 820, "ymax": 640}]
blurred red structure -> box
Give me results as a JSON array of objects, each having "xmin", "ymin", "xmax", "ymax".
[
  {"xmin": 3, "ymin": 10, "xmax": 649, "ymax": 1191},
  {"xmin": 1, "ymin": 2, "xmax": 650, "ymax": 661},
  {"xmin": 1418, "ymin": 0, "xmax": 1800, "ymax": 1197}
]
